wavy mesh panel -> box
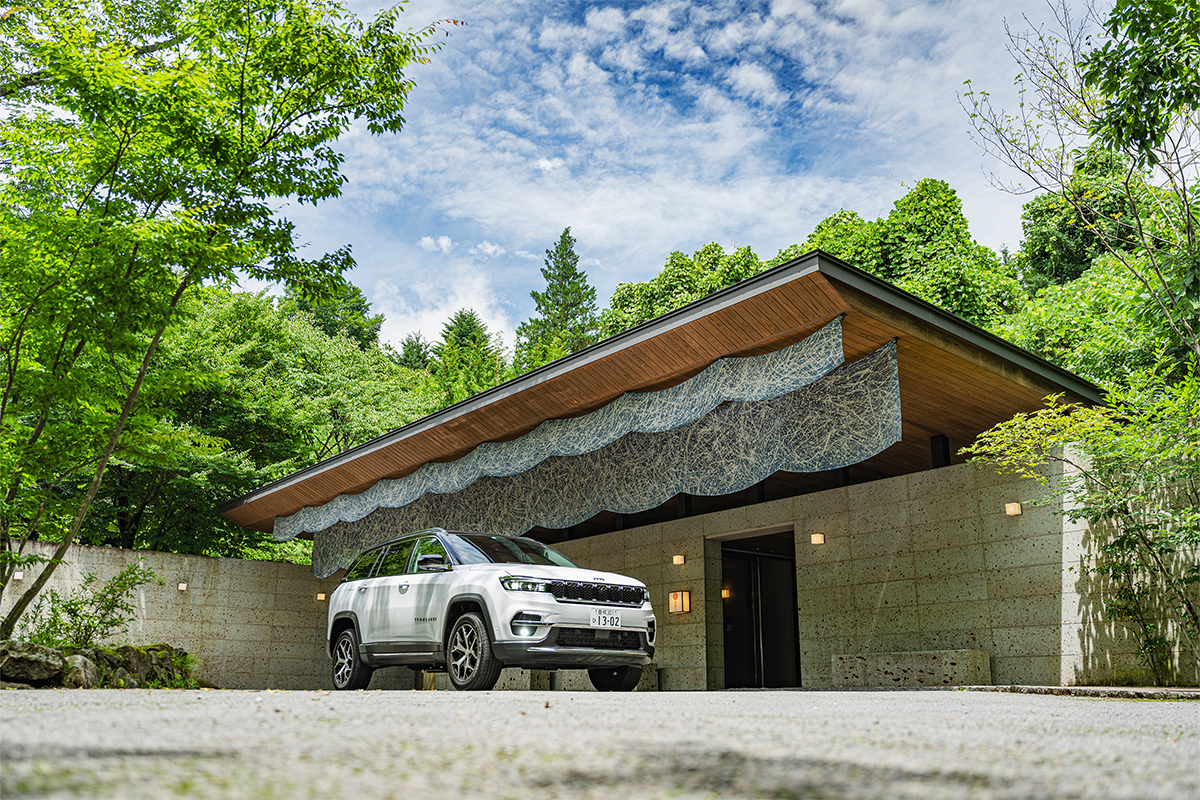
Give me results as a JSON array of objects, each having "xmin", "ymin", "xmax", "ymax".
[
  {"xmin": 308, "ymin": 342, "xmax": 900, "ymax": 577},
  {"xmin": 275, "ymin": 318, "xmax": 844, "ymax": 542}
]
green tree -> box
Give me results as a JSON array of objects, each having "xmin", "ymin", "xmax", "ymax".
[
  {"xmin": 514, "ymin": 228, "xmax": 600, "ymax": 372},
  {"xmin": 1016, "ymin": 149, "xmax": 1137, "ymax": 293},
  {"xmin": 283, "ymin": 281, "xmax": 384, "ymax": 349},
  {"xmin": 994, "ymin": 254, "xmax": 1161, "ymax": 384},
  {"xmin": 394, "ymin": 332, "xmax": 432, "ymax": 370},
  {"xmin": 430, "ymin": 310, "xmax": 507, "ymax": 406},
  {"xmin": 963, "ymin": 0, "xmax": 1200, "ymax": 365},
  {"xmin": 79, "ymin": 288, "xmax": 438, "ymax": 559},
  {"xmin": 798, "ymin": 180, "xmax": 1023, "ymax": 328},
  {"xmin": 962, "ymin": 371, "xmax": 1200, "ymax": 683},
  {"xmin": 600, "ymin": 243, "xmax": 765, "ymax": 336},
  {"xmin": 0, "ymin": 0, "xmax": 448, "ymax": 637}
]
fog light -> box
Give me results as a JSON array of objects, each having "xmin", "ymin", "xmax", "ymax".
[{"xmin": 511, "ymin": 612, "xmax": 542, "ymax": 637}]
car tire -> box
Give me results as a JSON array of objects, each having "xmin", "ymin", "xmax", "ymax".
[
  {"xmin": 588, "ymin": 665, "xmax": 642, "ymax": 692},
  {"xmin": 447, "ymin": 612, "xmax": 502, "ymax": 691},
  {"xmin": 332, "ymin": 627, "xmax": 374, "ymax": 690}
]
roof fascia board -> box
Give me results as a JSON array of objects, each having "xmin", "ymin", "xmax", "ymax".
[
  {"xmin": 811, "ymin": 252, "xmax": 1105, "ymax": 405},
  {"xmin": 218, "ymin": 254, "xmax": 828, "ymax": 514}
]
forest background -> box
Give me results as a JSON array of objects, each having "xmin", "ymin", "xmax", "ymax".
[{"xmin": 1, "ymin": 0, "xmax": 1196, "ymax": 675}]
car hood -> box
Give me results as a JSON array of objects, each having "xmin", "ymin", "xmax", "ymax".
[{"xmin": 463, "ymin": 562, "xmax": 645, "ymax": 588}]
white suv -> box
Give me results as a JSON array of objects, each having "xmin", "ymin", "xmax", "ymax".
[{"xmin": 326, "ymin": 529, "xmax": 656, "ymax": 691}]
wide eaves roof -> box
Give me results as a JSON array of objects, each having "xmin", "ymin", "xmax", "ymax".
[{"xmin": 219, "ymin": 251, "xmax": 1101, "ymax": 534}]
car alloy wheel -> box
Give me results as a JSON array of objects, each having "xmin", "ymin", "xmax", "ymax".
[
  {"xmin": 447, "ymin": 612, "xmax": 501, "ymax": 691},
  {"xmin": 331, "ymin": 627, "xmax": 373, "ymax": 690}
]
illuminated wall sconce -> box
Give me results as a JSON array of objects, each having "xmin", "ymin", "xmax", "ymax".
[
  {"xmin": 1005, "ymin": 503, "xmax": 1023, "ymax": 516},
  {"xmin": 668, "ymin": 590, "xmax": 691, "ymax": 614},
  {"xmin": 672, "ymin": 554, "xmax": 685, "ymax": 565},
  {"xmin": 177, "ymin": 582, "xmax": 188, "ymax": 591},
  {"xmin": 810, "ymin": 532, "xmax": 826, "ymax": 545},
  {"xmin": 721, "ymin": 588, "xmax": 731, "ymax": 599},
  {"xmin": 12, "ymin": 570, "xmax": 23, "ymax": 581},
  {"xmin": 316, "ymin": 592, "xmax": 326, "ymax": 601}
]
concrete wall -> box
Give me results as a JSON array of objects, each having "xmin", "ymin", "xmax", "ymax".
[
  {"xmin": 1, "ymin": 542, "xmax": 340, "ymax": 690},
  {"xmin": 5, "ymin": 461, "xmax": 1184, "ymax": 690},
  {"xmin": 558, "ymin": 462, "xmax": 1173, "ymax": 689}
]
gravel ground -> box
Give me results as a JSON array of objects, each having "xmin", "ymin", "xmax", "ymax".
[{"xmin": 1, "ymin": 688, "xmax": 1195, "ymax": 799}]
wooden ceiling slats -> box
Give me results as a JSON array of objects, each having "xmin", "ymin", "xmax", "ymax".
[{"xmin": 222, "ymin": 258, "xmax": 1097, "ymax": 533}]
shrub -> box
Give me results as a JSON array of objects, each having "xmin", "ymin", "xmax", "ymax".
[{"xmin": 18, "ymin": 564, "xmax": 164, "ymax": 648}]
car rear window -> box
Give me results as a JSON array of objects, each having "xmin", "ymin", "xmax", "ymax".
[
  {"xmin": 344, "ymin": 550, "xmax": 382, "ymax": 582},
  {"xmin": 445, "ymin": 534, "xmax": 579, "ymax": 568}
]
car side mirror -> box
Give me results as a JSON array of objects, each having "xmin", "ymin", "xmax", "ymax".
[{"xmin": 417, "ymin": 553, "xmax": 449, "ymax": 572}]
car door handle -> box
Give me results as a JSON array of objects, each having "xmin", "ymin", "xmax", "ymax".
[{"xmin": 398, "ymin": 583, "xmax": 410, "ymax": 594}]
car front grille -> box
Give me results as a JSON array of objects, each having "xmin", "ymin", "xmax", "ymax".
[
  {"xmin": 546, "ymin": 580, "xmax": 644, "ymax": 606},
  {"xmin": 554, "ymin": 627, "xmax": 642, "ymax": 650}
]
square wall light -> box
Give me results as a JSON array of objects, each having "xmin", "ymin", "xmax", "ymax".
[
  {"xmin": 1006, "ymin": 503, "xmax": 1023, "ymax": 516},
  {"xmin": 668, "ymin": 590, "xmax": 691, "ymax": 614},
  {"xmin": 316, "ymin": 592, "xmax": 326, "ymax": 601},
  {"xmin": 12, "ymin": 570, "xmax": 23, "ymax": 581},
  {"xmin": 810, "ymin": 533, "xmax": 826, "ymax": 545},
  {"xmin": 672, "ymin": 554, "xmax": 685, "ymax": 565},
  {"xmin": 177, "ymin": 582, "xmax": 188, "ymax": 591}
]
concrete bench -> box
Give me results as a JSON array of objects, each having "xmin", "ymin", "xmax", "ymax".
[{"xmin": 832, "ymin": 650, "xmax": 991, "ymax": 687}]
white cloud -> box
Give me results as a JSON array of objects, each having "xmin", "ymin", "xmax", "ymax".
[
  {"xmin": 279, "ymin": 0, "xmax": 1076, "ymax": 333},
  {"xmin": 373, "ymin": 264, "xmax": 515, "ymax": 350},
  {"xmin": 470, "ymin": 240, "xmax": 506, "ymax": 257},
  {"xmin": 418, "ymin": 235, "xmax": 454, "ymax": 253},
  {"xmin": 727, "ymin": 62, "xmax": 789, "ymax": 106}
]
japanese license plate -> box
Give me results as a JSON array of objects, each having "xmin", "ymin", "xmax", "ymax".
[{"xmin": 590, "ymin": 608, "xmax": 621, "ymax": 628}]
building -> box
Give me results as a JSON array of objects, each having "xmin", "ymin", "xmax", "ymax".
[{"xmin": 222, "ymin": 251, "xmax": 1158, "ymax": 689}]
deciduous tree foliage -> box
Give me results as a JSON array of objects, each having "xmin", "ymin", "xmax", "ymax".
[
  {"xmin": 282, "ymin": 282, "xmax": 384, "ymax": 350},
  {"xmin": 800, "ymin": 180, "xmax": 1023, "ymax": 328},
  {"xmin": 600, "ymin": 243, "xmax": 767, "ymax": 337},
  {"xmin": 0, "ymin": 0, "xmax": 449, "ymax": 637},
  {"xmin": 963, "ymin": 0, "xmax": 1200, "ymax": 364},
  {"xmin": 963, "ymin": 0, "xmax": 1200, "ymax": 682}
]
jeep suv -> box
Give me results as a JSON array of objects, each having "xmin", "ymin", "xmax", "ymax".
[{"xmin": 326, "ymin": 529, "xmax": 656, "ymax": 692}]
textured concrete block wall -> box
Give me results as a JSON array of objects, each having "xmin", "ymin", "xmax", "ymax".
[
  {"xmin": 1, "ymin": 542, "xmax": 339, "ymax": 689},
  {"xmin": 556, "ymin": 516, "xmax": 722, "ymax": 691},
  {"xmin": 560, "ymin": 462, "xmax": 1155, "ymax": 689}
]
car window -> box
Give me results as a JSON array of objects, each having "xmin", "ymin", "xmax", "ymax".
[
  {"xmin": 445, "ymin": 534, "xmax": 579, "ymax": 568},
  {"xmin": 344, "ymin": 550, "xmax": 382, "ymax": 582},
  {"xmin": 412, "ymin": 536, "xmax": 450, "ymax": 571},
  {"xmin": 375, "ymin": 540, "xmax": 417, "ymax": 577}
]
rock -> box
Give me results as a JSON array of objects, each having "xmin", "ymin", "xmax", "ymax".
[
  {"xmin": 118, "ymin": 645, "xmax": 155, "ymax": 684},
  {"xmin": 0, "ymin": 681, "xmax": 33, "ymax": 690},
  {"xmin": 62, "ymin": 654, "xmax": 101, "ymax": 689},
  {"xmin": 0, "ymin": 640, "xmax": 65, "ymax": 686},
  {"xmin": 108, "ymin": 667, "xmax": 138, "ymax": 689}
]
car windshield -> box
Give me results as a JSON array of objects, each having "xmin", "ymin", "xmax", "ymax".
[{"xmin": 445, "ymin": 534, "xmax": 579, "ymax": 568}]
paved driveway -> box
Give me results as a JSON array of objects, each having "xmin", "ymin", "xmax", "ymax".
[{"xmin": 1, "ymin": 688, "xmax": 1195, "ymax": 799}]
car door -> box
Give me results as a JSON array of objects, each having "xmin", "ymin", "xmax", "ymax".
[
  {"xmin": 402, "ymin": 536, "xmax": 455, "ymax": 649},
  {"xmin": 340, "ymin": 549, "xmax": 383, "ymax": 642},
  {"xmin": 363, "ymin": 539, "xmax": 418, "ymax": 646}
]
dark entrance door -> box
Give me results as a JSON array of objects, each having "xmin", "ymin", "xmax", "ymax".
[{"xmin": 721, "ymin": 531, "xmax": 800, "ymax": 688}]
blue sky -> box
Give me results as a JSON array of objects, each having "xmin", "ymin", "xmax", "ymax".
[{"xmin": 270, "ymin": 0, "xmax": 1076, "ymax": 349}]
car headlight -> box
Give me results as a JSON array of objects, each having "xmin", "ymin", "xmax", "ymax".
[
  {"xmin": 500, "ymin": 576, "xmax": 550, "ymax": 593},
  {"xmin": 642, "ymin": 588, "xmax": 650, "ymax": 604}
]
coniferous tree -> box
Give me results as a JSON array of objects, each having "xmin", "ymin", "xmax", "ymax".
[
  {"xmin": 395, "ymin": 332, "xmax": 432, "ymax": 370},
  {"xmin": 515, "ymin": 228, "xmax": 600, "ymax": 371}
]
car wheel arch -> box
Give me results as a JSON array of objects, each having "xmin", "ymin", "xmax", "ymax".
[{"xmin": 442, "ymin": 594, "xmax": 499, "ymax": 653}]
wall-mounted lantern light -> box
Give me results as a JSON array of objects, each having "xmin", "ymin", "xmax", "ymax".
[
  {"xmin": 721, "ymin": 588, "xmax": 731, "ymax": 599},
  {"xmin": 316, "ymin": 592, "xmax": 326, "ymax": 601},
  {"xmin": 668, "ymin": 590, "xmax": 691, "ymax": 614},
  {"xmin": 177, "ymin": 582, "xmax": 188, "ymax": 591},
  {"xmin": 672, "ymin": 554, "xmax": 685, "ymax": 565},
  {"xmin": 1005, "ymin": 503, "xmax": 1023, "ymax": 516},
  {"xmin": 12, "ymin": 570, "xmax": 23, "ymax": 581},
  {"xmin": 810, "ymin": 533, "xmax": 826, "ymax": 545}
]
